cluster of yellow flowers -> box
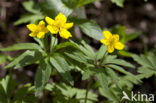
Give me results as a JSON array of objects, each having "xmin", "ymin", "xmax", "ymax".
[
  {"xmin": 27, "ymin": 12, "xmax": 73, "ymax": 39},
  {"xmin": 26, "ymin": 12, "xmax": 124, "ymax": 53}
]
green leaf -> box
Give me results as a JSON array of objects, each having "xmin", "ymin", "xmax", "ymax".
[
  {"xmin": 118, "ymin": 51, "xmax": 132, "ymax": 57},
  {"xmin": 105, "ymin": 59, "xmax": 135, "ymax": 68},
  {"xmin": 22, "ymin": 1, "xmax": 40, "ymax": 14},
  {"xmin": 14, "ymin": 14, "xmax": 44, "ymax": 26},
  {"xmin": 55, "ymin": 42, "xmax": 79, "ymax": 51},
  {"xmin": 0, "ymin": 54, "xmax": 7, "ymax": 65},
  {"xmin": 64, "ymin": 51, "xmax": 87, "ymax": 64},
  {"xmin": 104, "ymin": 55, "xmax": 135, "ymax": 68},
  {"xmin": 50, "ymin": 54, "xmax": 74, "ymax": 85},
  {"xmin": 106, "ymin": 68, "xmax": 121, "ymax": 89},
  {"xmin": 14, "ymin": 0, "xmax": 44, "ymax": 25},
  {"xmin": 51, "ymin": 83, "xmax": 98, "ymax": 103},
  {"xmin": 96, "ymin": 69, "xmax": 119, "ymax": 102},
  {"xmin": 125, "ymin": 32, "xmax": 140, "ymax": 41},
  {"xmin": 132, "ymin": 53, "xmax": 156, "ymax": 79},
  {"xmin": 35, "ymin": 58, "xmax": 52, "ymax": 96},
  {"xmin": 0, "ymin": 43, "xmax": 42, "ymax": 51},
  {"xmin": 111, "ymin": 0, "xmax": 125, "ymax": 7},
  {"xmin": 132, "ymin": 54, "xmax": 153, "ymax": 69},
  {"xmin": 79, "ymin": 20, "xmax": 103, "ymax": 40},
  {"xmin": 108, "ymin": 65, "xmax": 141, "ymax": 84},
  {"xmin": 5, "ymin": 50, "xmax": 43, "ymax": 69},
  {"xmin": 0, "ymin": 75, "xmax": 17, "ymax": 99},
  {"xmin": 96, "ymin": 45, "xmax": 107, "ymax": 60},
  {"xmin": 14, "ymin": 84, "xmax": 37, "ymax": 103},
  {"xmin": 62, "ymin": 0, "xmax": 97, "ymax": 8},
  {"xmin": 40, "ymin": 0, "xmax": 73, "ymax": 17}
]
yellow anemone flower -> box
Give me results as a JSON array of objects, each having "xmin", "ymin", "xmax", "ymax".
[
  {"xmin": 100, "ymin": 31, "xmax": 124, "ymax": 53},
  {"xmin": 45, "ymin": 12, "xmax": 74, "ymax": 39},
  {"xmin": 26, "ymin": 21, "xmax": 48, "ymax": 39}
]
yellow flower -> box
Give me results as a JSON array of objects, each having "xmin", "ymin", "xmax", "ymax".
[
  {"xmin": 45, "ymin": 12, "xmax": 73, "ymax": 39},
  {"xmin": 26, "ymin": 21, "xmax": 48, "ymax": 39},
  {"xmin": 100, "ymin": 31, "xmax": 124, "ymax": 53}
]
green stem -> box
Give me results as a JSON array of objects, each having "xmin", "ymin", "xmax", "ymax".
[
  {"xmin": 42, "ymin": 39, "xmax": 47, "ymax": 53},
  {"xmin": 51, "ymin": 34, "xmax": 57, "ymax": 52},
  {"xmin": 99, "ymin": 51, "xmax": 108, "ymax": 65},
  {"xmin": 50, "ymin": 35, "xmax": 53, "ymax": 54},
  {"xmin": 84, "ymin": 78, "xmax": 93, "ymax": 103}
]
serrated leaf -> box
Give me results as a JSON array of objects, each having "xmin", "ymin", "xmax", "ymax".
[
  {"xmin": 50, "ymin": 54, "xmax": 73, "ymax": 85},
  {"xmin": 96, "ymin": 45, "xmax": 107, "ymax": 60},
  {"xmin": 14, "ymin": 84, "xmax": 37, "ymax": 103},
  {"xmin": 105, "ymin": 59, "xmax": 135, "ymax": 68},
  {"xmin": 55, "ymin": 42, "xmax": 79, "ymax": 51},
  {"xmin": 5, "ymin": 50, "xmax": 43, "ymax": 69},
  {"xmin": 51, "ymin": 83, "xmax": 98, "ymax": 103},
  {"xmin": 96, "ymin": 69, "xmax": 119, "ymax": 102},
  {"xmin": 35, "ymin": 58, "xmax": 52, "ymax": 96},
  {"xmin": 132, "ymin": 54, "xmax": 154, "ymax": 69},
  {"xmin": 62, "ymin": 0, "xmax": 97, "ymax": 8},
  {"xmin": 14, "ymin": 14, "xmax": 44, "ymax": 26},
  {"xmin": 64, "ymin": 51, "xmax": 87, "ymax": 64},
  {"xmin": 79, "ymin": 20, "xmax": 103, "ymax": 40},
  {"xmin": 0, "ymin": 43, "xmax": 42, "ymax": 51},
  {"xmin": 0, "ymin": 75, "xmax": 17, "ymax": 99},
  {"xmin": 106, "ymin": 68, "xmax": 121, "ymax": 89},
  {"xmin": 40, "ymin": 0, "xmax": 73, "ymax": 17}
]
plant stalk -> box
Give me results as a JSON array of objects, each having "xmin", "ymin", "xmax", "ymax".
[{"xmin": 84, "ymin": 78, "xmax": 93, "ymax": 103}]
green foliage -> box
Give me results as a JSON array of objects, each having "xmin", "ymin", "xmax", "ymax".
[
  {"xmin": 132, "ymin": 52, "xmax": 156, "ymax": 79},
  {"xmin": 62, "ymin": 0, "xmax": 98, "ymax": 8},
  {"xmin": 0, "ymin": 75, "xmax": 37, "ymax": 103},
  {"xmin": 2, "ymin": 0, "xmax": 154, "ymax": 102},
  {"xmin": 35, "ymin": 58, "xmax": 51, "ymax": 96},
  {"xmin": 40, "ymin": 0, "xmax": 73, "ymax": 17},
  {"xmin": 50, "ymin": 53, "xmax": 74, "ymax": 86},
  {"xmin": 0, "ymin": 43, "xmax": 42, "ymax": 51},
  {"xmin": 5, "ymin": 50, "xmax": 43, "ymax": 69},
  {"xmin": 46, "ymin": 83, "xmax": 98, "ymax": 103},
  {"xmin": 14, "ymin": 1, "xmax": 44, "ymax": 25},
  {"xmin": 79, "ymin": 20, "xmax": 103, "ymax": 40}
]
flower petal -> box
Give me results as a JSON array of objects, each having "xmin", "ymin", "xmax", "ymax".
[
  {"xmin": 45, "ymin": 16, "xmax": 54, "ymax": 25},
  {"xmin": 47, "ymin": 25, "xmax": 59, "ymax": 34},
  {"xmin": 26, "ymin": 24, "xmax": 37, "ymax": 31},
  {"xmin": 100, "ymin": 39, "xmax": 109, "ymax": 45},
  {"xmin": 103, "ymin": 31, "xmax": 112, "ymax": 39},
  {"xmin": 63, "ymin": 22, "xmax": 74, "ymax": 29},
  {"xmin": 59, "ymin": 29, "xmax": 72, "ymax": 39},
  {"xmin": 114, "ymin": 42, "xmax": 124, "ymax": 50},
  {"xmin": 37, "ymin": 32, "xmax": 45, "ymax": 39},
  {"xmin": 107, "ymin": 45, "xmax": 114, "ymax": 53},
  {"xmin": 112, "ymin": 34, "xmax": 119, "ymax": 42},
  {"xmin": 38, "ymin": 20, "xmax": 45, "ymax": 27},
  {"xmin": 55, "ymin": 12, "xmax": 67, "ymax": 24},
  {"xmin": 29, "ymin": 32, "xmax": 37, "ymax": 37}
]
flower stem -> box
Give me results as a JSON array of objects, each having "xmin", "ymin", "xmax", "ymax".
[
  {"xmin": 51, "ymin": 34, "xmax": 57, "ymax": 53},
  {"xmin": 84, "ymin": 78, "xmax": 93, "ymax": 103},
  {"xmin": 99, "ymin": 51, "xmax": 108, "ymax": 65}
]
